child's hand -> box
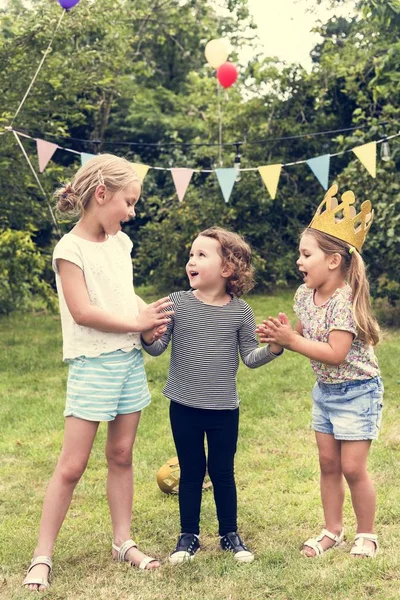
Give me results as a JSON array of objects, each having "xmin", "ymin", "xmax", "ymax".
[
  {"xmin": 135, "ymin": 297, "xmax": 174, "ymax": 332},
  {"xmin": 141, "ymin": 324, "xmax": 167, "ymax": 345},
  {"xmin": 256, "ymin": 313, "xmax": 295, "ymax": 349},
  {"xmin": 278, "ymin": 312, "xmax": 290, "ymax": 325}
]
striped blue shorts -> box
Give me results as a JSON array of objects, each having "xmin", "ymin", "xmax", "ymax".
[{"xmin": 65, "ymin": 348, "xmax": 151, "ymax": 422}]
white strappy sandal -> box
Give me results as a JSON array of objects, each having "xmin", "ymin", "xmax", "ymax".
[
  {"xmin": 112, "ymin": 539, "xmax": 159, "ymax": 570},
  {"xmin": 301, "ymin": 528, "xmax": 345, "ymax": 557},
  {"xmin": 22, "ymin": 555, "xmax": 52, "ymax": 590},
  {"xmin": 350, "ymin": 533, "xmax": 379, "ymax": 558}
]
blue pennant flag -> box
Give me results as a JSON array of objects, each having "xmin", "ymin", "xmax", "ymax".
[
  {"xmin": 306, "ymin": 154, "xmax": 330, "ymax": 190},
  {"xmin": 81, "ymin": 152, "xmax": 96, "ymax": 165},
  {"xmin": 215, "ymin": 168, "xmax": 237, "ymax": 203}
]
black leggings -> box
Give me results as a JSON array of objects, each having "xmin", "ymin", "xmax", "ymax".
[{"xmin": 169, "ymin": 401, "xmax": 239, "ymax": 536}]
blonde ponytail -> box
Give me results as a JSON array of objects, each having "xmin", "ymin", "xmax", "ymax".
[{"xmin": 347, "ymin": 250, "xmax": 380, "ymax": 345}]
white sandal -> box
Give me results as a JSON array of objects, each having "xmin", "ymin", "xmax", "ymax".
[
  {"xmin": 301, "ymin": 528, "xmax": 345, "ymax": 557},
  {"xmin": 112, "ymin": 539, "xmax": 159, "ymax": 570},
  {"xmin": 22, "ymin": 555, "xmax": 52, "ymax": 590},
  {"xmin": 350, "ymin": 533, "xmax": 379, "ymax": 558}
]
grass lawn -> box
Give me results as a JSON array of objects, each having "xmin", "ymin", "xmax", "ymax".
[{"xmin": 0, "ymin": 289, "xmax": 399, "ymax": 600}]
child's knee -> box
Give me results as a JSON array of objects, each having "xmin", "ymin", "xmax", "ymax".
[
  {"xmin": 106, "ymin": 444, "xmax": 133, "ymax": 468},
  {"xmin": 342, "ymin": 463, "xmax": 367, "ymax": 485},
  {"xmin": 319, "ymin": 454, "xmax": 341, "ymax": 475},
  {"xmin": 57, "ymin": 458, "xmax": 87, "ymax": 484}
]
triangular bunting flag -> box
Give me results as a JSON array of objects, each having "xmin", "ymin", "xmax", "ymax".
[
  {"xmin": 171, "ymin": 168, "xmax": 194, "ymax": 202},
  {"xmin": 215, "ymin": 168, "xmax": 236, "ymax": 203},
  {"xmin": 81, "ymin": 152, "xmax": 96, "ymax": 165},
  {"xmin": 258, "ymin": 164, "xmax": 282, "ymax": 200},
  {"xmin": 36, "ymin": 138, "xmax": 58, "ymax": 173},
  {"xmin": 352, "ymin": 142, "xmax": 376, "ymax": 178},
  {"xmin": 131, "ymin": 163, "xmax": 150, "ymax": 182},
  {"xmin": 306, "ymin": 154, "xmax": 330, "ymax": 190}
]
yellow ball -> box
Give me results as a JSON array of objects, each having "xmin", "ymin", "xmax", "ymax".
[
  {"xmin": 156, "ymin": 456, "xmax": 180, "ymax": 494},
  {"xmin": 156, "ymin": 457, "xmax": 213, "ymax": 495}
]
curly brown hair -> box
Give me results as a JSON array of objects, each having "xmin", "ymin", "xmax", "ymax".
[{"xmin": 198, "ymin": 227, "xmax": 255, "ymax": 297}]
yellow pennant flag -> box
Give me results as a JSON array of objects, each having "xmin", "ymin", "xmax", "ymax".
[
  {"xmin": 258, "ymin": 164, "xmax": 282, "ymax": 200},
  {"xmin": 352, "ymin": 142, "xmax": 376, "ymax": 178},
  {"xmin": 131, "ymin": 163, "xmax": 150, "ymax": 182}
]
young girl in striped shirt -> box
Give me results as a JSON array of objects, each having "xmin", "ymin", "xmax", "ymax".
[{"xmin": 142, "ymin": 226, "xmax": 283, "ymax": 564}]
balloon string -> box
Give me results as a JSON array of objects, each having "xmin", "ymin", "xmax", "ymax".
[
  {"xmin": 13, "ymin": 130, "xmax": 61, "ymax": 236},
  {"xmin": 11, "ymin": 10, "xmax": 65, "ymax": 126},
  {"xmin": 216, "ymin": 78, "xmax": 223, "ymax": 167}
]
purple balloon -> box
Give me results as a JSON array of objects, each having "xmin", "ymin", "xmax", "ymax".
[{"xmin": 57, "ymin": 0, "xmax": 81, "ymax": 9}]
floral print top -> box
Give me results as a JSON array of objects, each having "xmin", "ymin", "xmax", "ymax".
[{"xmin": 294, "ymin": 284, "xmax": 380, "ymax": 383}]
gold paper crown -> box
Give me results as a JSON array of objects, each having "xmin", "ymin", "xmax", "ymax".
[{"xmin": 309, "ymin": 184, "xmax": 373, "ymax": 251}]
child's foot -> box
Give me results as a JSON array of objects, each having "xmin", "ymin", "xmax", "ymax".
[
  {"xmin": 112, "ymin": 539, "xmax": 160, "ymax": 570},
  {"xmin": 122, "ymin": 546, "xmax": 160, "ymax": 569},
  {"xmin": 22, "ymin": 555, "xmax": 52, "ymax": 592},
  {"xmin": 169, "ymin": 533, "xmax": 200, "ymax": 564},
  {"xmin": 302, "ymin": 528, "xmax": 345, "ymax": 557},
  {"xmin": 350, "ymin": 533, "xmax": 378, "ymax": 558},
  {"xmin": 220, "ymin": 531, "xmax": 254, "ymax": 563}
]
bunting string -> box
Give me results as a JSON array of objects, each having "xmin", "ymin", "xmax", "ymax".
[
  {"xmin": 5, "ymin": 125, "xmax": 399, "ymax": 205},
  {"xmin": 7, "ymin": 125, "xmax": 399, "ymax": 171}
]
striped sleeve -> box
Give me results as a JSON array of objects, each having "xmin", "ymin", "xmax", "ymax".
[
  {"xmin": 141, "ymin": 291, "xmax": 179, "ymax": 356},
  {"xmin": 238, "ymin": 301, "xmax": 282, "ymax": 368}
]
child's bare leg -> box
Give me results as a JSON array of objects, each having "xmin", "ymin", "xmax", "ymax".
[
  {"xmin": 24, "ymin": 417, "xmax": 99, "ymax": 591},
  {"xmin": 106, "ymin": 413, "xmax": 160, "ymax": 569},
  {"xmin": 303, "ymin": 432, "xmax": 344, "ymax": 557},
  {"xmin": 341, "ymin": 440, "xmax": 376, "ymax": 554}
]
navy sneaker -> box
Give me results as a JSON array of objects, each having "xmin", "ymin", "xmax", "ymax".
[
  {"xmin": 220, "ymin": 531, "xmax": 254, "ymax": 563},
  {"xmin": 169, "ymin": 533, "xmax": 200, "ymax": 565}
]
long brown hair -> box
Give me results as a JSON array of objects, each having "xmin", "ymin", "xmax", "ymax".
[
  {"xmin": 198, "ymin": 227, "xmax": 255, "ymax": 297},
  {"xmin": 303, "ymin": 229, "xmax": 380, "ymax": 345}
]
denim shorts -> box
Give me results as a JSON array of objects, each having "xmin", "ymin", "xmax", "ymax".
[
  {"xmin": 65, "ymin": 348, "xmax": 151, "ymax": 422},
  {"xmin": 311, "ymin": 376, "xmax": 384, "ymax": 441}
]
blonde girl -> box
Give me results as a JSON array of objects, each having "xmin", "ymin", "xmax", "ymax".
[
  {"xmin": 258, "ymin": 198, "xmax": 383, "ymax": 559},
  {"xmin": 142, "ymin": 227, "xmax": 283, "ymax": 564},
  {"xmin": 23, "ymin": 154, "xmax": 173, "ymax": 591}
]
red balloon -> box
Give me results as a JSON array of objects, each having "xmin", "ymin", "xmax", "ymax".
[{"xmin": 216, "ymin": 62, "xmax": 238, "ymax": 88}]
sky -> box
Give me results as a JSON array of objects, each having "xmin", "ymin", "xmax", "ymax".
[{"xmin": 242, "ymin": 0, "xmax": 357, "ymax": 69}]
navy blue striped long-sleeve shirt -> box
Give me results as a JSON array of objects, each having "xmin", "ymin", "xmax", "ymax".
[{"xmin": 142, "ymin": 290, "xmax": 281, "ymax": 410}]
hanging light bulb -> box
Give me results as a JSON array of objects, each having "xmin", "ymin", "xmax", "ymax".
[
  {"xmin": 380, "ymin": 139, "xmax": 391, "ymax": 162},
  {"xmin": 234, "ymin": 144, "xmax": 241, "ymax": 182}
]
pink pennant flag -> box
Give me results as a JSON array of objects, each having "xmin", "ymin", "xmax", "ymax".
[
  {"xmin": 171, "ymin": 168, "xmax": 194, "ymax": 202},
  {"xmin": 36, "ymin": 138, "xmax": 58, "ymax": 173}
]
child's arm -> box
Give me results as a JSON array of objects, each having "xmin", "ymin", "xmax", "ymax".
[
  {"xmin": 58, "ymin": 260, "xmax": 173, "ymax": 333},
  {"xmin": 260, "ymin": 315, "xmax": 353, "ymax": 366},
  {"xmin": 238, "ymin": 304, "xmax": 283, "ymax": 369}
]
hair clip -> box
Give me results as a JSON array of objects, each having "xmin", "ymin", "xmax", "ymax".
[
  {"xmin": 61, "ymin": 182, "xmax": 73, "ymax": 198},
  {"xmin": 348, "ymin": 246, "xmax": 355, "ymax": 254}
]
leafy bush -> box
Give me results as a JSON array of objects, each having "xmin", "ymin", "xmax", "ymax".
[{"xmin": 0, "ymin": 229, "xmax": 57, "ymax": 315}]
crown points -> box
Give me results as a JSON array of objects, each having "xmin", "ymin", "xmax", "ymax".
[{"xmin": 309, "ymin": 185, "xmax": 373, "ymax": 251}]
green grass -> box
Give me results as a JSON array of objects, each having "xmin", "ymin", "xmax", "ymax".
[{"xmin": 1, "ymin": 290, "xmax": 400, "ymax": 600}]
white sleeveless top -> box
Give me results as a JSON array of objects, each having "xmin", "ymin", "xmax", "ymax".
[{"xmin": 53, "ymin": 231, "xmax": 141, "ymax": 361}]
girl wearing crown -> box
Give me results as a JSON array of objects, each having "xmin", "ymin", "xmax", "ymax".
[{"xmin": 257, "ymin": 185, "xmax": 383, "ymax": 559}]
